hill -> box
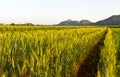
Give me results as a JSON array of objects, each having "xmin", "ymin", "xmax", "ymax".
[
  {"xmin": 95, "ymin": 15, "xmax": 120, "ymax": 25},
  {"xmin": 58, "ymin": 19, "xmax": 93, "ymax": 25},
  {"xmin": 58, "ymin": 15, "xmax": 120, "ymax": 25}
]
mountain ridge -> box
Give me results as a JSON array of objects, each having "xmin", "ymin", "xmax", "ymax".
[
  {"xmin": 58, "ymin": 15, "xmax": 120, "ymax": 25},
  {"xmin": 95, "ymin": 15, "xmax": 120, "ymax": 25},
  {"xmin": 58, "ymin": 19, "xmax": 93, "ymax": 25}
]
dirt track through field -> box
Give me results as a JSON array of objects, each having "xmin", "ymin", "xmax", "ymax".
[{"xmin": 77, "ymin": 30, "xmax": 107, "ymax": 77}]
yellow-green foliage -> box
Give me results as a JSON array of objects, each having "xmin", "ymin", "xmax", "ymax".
[
  {"xmin": 0, "ymin": 26, "xmax": 107, "ymax": 77},
  {"xmin": 111, "ymin": 28, "xmax": 120, "ymax": 77},
  {"xmin": 97, "ymin": 28, "xmax": 117, "ymax": 77}
]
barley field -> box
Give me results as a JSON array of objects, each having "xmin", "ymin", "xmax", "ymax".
[{"xmin": 0, "ymin": 25, "xmax": 119, "ymax": 77}]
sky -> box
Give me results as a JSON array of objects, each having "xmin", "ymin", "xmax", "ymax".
[{"xmin": 0, "ymin": 0, "xmax": 120, "ymax": 25}]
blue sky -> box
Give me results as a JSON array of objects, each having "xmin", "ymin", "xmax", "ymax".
[{"xmin": 0, "ymin": 0, "xmax": 120, "ymax": 25}]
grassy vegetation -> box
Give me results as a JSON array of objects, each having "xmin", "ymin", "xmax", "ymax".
[
  {"xmin": 0, "ymin": 25, "xmax": 120, "ymax": 77},
  {"xmin": 111, "ymin": 28, "xmax": 120, "ymax": 77},
  {"xmin": 97, "ymin": 28, "xmax": 117, "ymax": 77}
]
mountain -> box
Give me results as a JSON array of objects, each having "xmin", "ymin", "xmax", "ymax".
[
  {"xmin": 80, "ymin": 20, "xmax": 93, "ymax": 25},
  {"xmin": 58, "ymin": 15, "xmax": 120, "ymax": 26},
  {"xmin": 95, "ymin": 15, "xmax": 120, "ymax": 25},
  {"xmin": 58, "ymin": 19, "xmax": 93, "ymax": 25},
  {"xmin": 58, "ymin": 19, "xmax": 80, "ymax": 25}
]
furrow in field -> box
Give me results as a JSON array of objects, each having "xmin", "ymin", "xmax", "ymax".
[
  {"xmin": 76, "ymin": 29, "xmax": 108, "ymax": 77},
  {"xmin": 97, "ymin": 28, "xmax": 117, "ymax": 77}
]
